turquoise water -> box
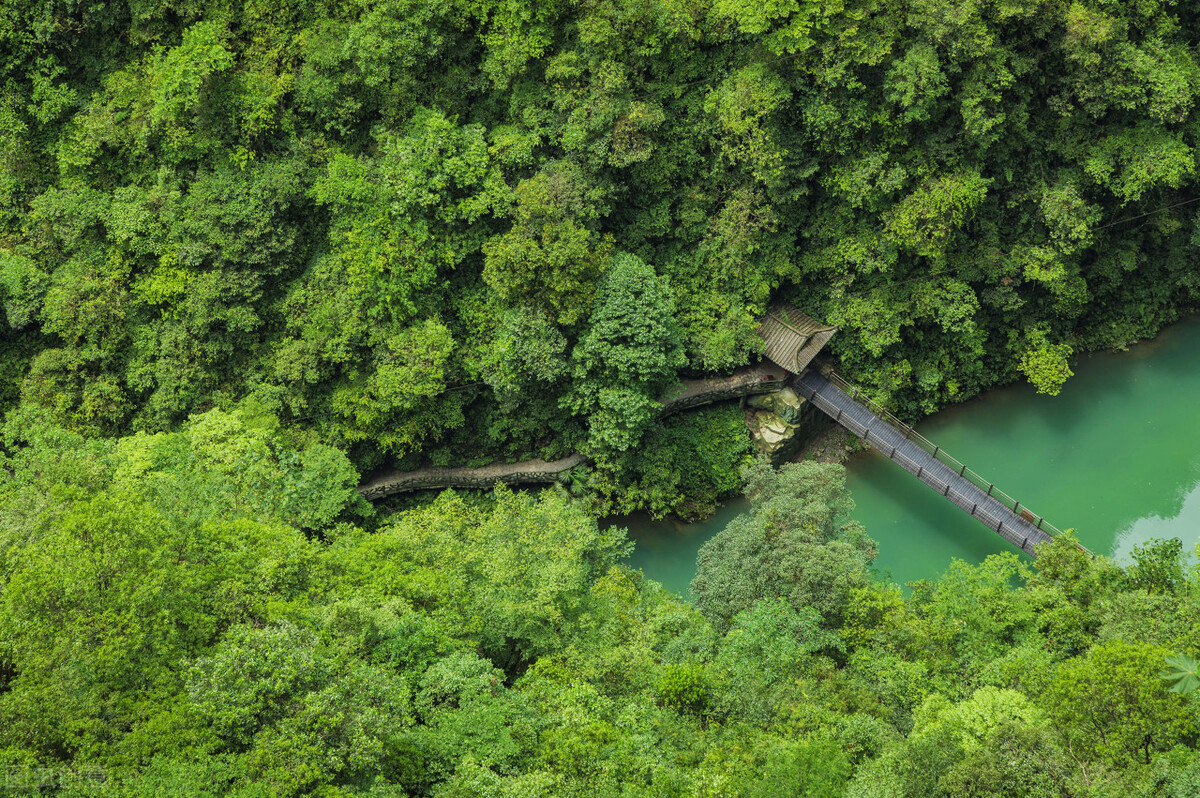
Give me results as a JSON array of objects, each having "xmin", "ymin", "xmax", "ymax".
[
  {"xmin": 622, "ymin": 315, "xmax": 1200, "ymax": 590},
  {"xmin": 620, "ymin": 497, "xmax": 750, "ymax": 597}
]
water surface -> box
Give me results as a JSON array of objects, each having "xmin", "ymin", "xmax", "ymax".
[
  {"xmin": 853, "ymin": 315, "xmax": 1200, "ymax": 584},
  {"xmin": 623, "ymin": 315, "xmax": 1200, "ymax": 590},
  {"xmin": 619, "ymin": 498, "xmax": 750, "ymax": 597}
]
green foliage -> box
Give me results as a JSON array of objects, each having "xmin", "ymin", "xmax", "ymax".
[
  {"xmin": 711, "ymin": 597, "xmax": 841, "ymax": 723},
  {"xmin": 1128, "ymin": 537, "xmax": 1186, "ymax": 595},
  {"xmin": 911, "ymin": 687, "xmax": 1045, "ymax": 751},
  {"xmin": 482, "ymin": 306, "xmax": 569, "ymax": 407},
  {"xmin": 324, "ymin": 486, "xmax": 630, "ymax": 671},
  {"xmin": 329, "ymin": 318, "xmax": 457, "ymax": 453},
  {"xmin": 151, "ymin": 21, "xmax": 235, "ymax": 134},
  {"xmin": 0, "ymin": 406, "xmax": 330, "ymax": 767},
  {"xmin": 569, "ymin": 251, "xmax": 687, "ymax": 458},
  {"xmin": 693, "ymin": 460, "xmax": 877, "ymax": 633},
  {"xmin": 571, "ymin": 253, "xmax": 686, "ymax": 391},
  {"xmin": 3, "ymin": 401, "xmax": 1200, "ymax": 794},
  {"xmin": 484, "ymin": 162, "xmax": 612, "ymax": 326},
  {"xmin": 936, "ymin": 722, "xmax": 1072, "ymax": 798},
  {"xmin": 1084, "ymin": 125, "xmax": 1196, "ymax": 204},
  {"xmin": 1018, "ymin": 328, "xmax": 1075, "ymax": 396},
  {"xmin": 1048, "ymin": 639, "xmax": 1194, "ymax": 766},
  {"xmin": 188, "ymin": 622, "xmax": 417, "ymax": 795},
  {"xmin": 740, "ymin": 737, "xmax": 852, "ymax": 798},
  {"xmin": 704, "ymin": 64, "xmax": 791, "ymax": 183},
  {"xmin": 1160, "ymin": 654, "xmax": 1200, "ymax": 694},
  {"xmin": 657, "ymin": 663, "xmax": 710, "ymax": 716},
  {"xmin": 0, "ymin": 250, "xmax": 48, "ymax": 329},
  {"xmin": 4, "ymin": 0, "xmax": 1200, "ymax": 793},
  {"xmin": 410, "ymin": 652, "xmax": 539, "ymax": 783},
  {"xmin": 592, "ymin": 404, "xmax": 754, "ymax": 519},
  {"xmin": 3, "ymin": 0, "xmax": 1200, "ymax": 493},
  {"xmin": 168, "ymin": 402, "xmax": 361, "ymax": 529},
  {"xmin": 885, "ymin": 172, "xmax": 990, "ymax": 259}
]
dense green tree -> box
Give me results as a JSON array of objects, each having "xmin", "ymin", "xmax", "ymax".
[
  {"xmin": 692, "ymin": 460, "xmax": 877, "ymax": 633},
  {"xmin": 710, "ymin": 597, "xmax": 840, "ymax": 724},
  {"xmin": 323, "ymin": 486, "xmax": 629, "ymax": 672},
  {"xmin": 937, "ymin": 722, "xmax": 1072, "ymax": 798},
  {"xmin": 484, "ymin": 162, "xmax": 612, "ymax": 327},
  {"xmin": 592, "ymin": 403, "xmax": 754, "ymax": 519},
  {"xmin": 4, "ymin": 0, "xmax": 1200, "ymax": 793},
  {"xmin": 187, "ymin": 622, "xmax": 415, "ymax": 796},
  {"xmin": 1047, "ymin": 639, "xmax": 1195, "ymax": 767},
  {"xmin": 3, "ymin": 400, "xmax": 1200, "ymax": 794},
  {"xmin": 568, "ymin": 250, "xmax": 687, "ymax": 458},
  {"xmin": 3, "ymin": 0, "xmax": 1200, "ymax": 500}
]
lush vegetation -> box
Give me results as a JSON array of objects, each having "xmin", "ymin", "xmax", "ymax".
[
  {"xmin": 5, "ymin": 0, "xmax": 1200, "ymax": 507},
  {"xmin": 4, "ymin": 0, "xmax": 1200, "ymax": 794},
  {"xmin": 3, "ymin": 419, "xmax": 1200, "ymax": 796}
]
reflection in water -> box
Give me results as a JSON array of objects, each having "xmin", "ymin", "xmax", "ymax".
[
  {"xmin": 1111, "ymin": 478, "xmax": 1200, "ymax": 564},
  {"xmin": 846, "ymin": 313, "xmax": 1200, "ymax": 584}
]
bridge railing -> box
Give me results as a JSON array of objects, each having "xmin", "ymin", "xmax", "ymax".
[{"xmin": 817, "ymin": 367, "xmax": 1064, "ymax": 538}]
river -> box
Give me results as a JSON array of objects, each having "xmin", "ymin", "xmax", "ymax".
[{"xmin": 622, "ymin": 315, "xmax": 1200, "ymax": 594}]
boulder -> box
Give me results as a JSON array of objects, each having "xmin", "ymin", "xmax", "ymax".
[
  {"xmin": 746, "ymin": 387, "xmax": 805, "ymax": 424},
  {"xmin": 746, "ymin": 389, "xmax": 810, "ymax": 464},
  {"xmin": 746, "ymin": 387, "xmax": 828, "ymax": 465},
  {"xmin": 748, "ymin": 410, "xmax": 799, "ymax": 464}
]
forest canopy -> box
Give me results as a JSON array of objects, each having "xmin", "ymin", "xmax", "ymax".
[
  {"xmin": 3, "ymin": 416, "xmax": 1200, "ymax": 796},
  {"xmin": 3, "ymin": 0, "xmax": 1200, "ymax": 794},
  {"xmin": 3, "ymin": 0, "xmax": 1200, "ymax": 497}
]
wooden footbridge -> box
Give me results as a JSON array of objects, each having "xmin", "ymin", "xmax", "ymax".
[{"xmin": 793, "ymin": 368, "xmax": 1062, "ymax": 555}]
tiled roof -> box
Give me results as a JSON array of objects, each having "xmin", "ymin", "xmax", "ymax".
[{"xmin": 756, "ymin": 306, "xmax": 837, "ymax": 373}]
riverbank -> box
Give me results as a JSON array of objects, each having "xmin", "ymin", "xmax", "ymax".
[{"xmin": 626, "ymin": 314, "xmax": 1200, "ymax": 591}]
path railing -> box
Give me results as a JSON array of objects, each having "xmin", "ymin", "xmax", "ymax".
[{"xmin": 817, "ymin": 366, "xmax": 1064, "ymax": 538}]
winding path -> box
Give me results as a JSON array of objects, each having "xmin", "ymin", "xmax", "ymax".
[
  {"xmin": 358, "ymin": 453, "xmax": 591, "ymax": 500},
  {"xmin": 357, "ymin": 363, "xmax": 789, "ymax": 499}
]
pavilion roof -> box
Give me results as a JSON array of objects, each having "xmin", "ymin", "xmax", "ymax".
[{"xmin": 756, "ymin": 306, "xmax": 837, "ymax": 373}]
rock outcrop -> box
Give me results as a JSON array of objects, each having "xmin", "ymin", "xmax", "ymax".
[{"xmin": 746, "ymin": 387, "xmax": 822, "ymax": 465}]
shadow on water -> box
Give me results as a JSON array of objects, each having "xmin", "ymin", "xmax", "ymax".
[
  {"xmin": 845, "ymin": 449, "xmax": 1013, "ymax": 580},
  {"xmin": 856, "ymin": 314, "xmax": 1200, "ymax": 583}
]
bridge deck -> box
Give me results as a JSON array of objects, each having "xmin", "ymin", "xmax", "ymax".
[{"xmin": 795, "ymin": 370, "xmax": 1057, "ymax": 556}]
